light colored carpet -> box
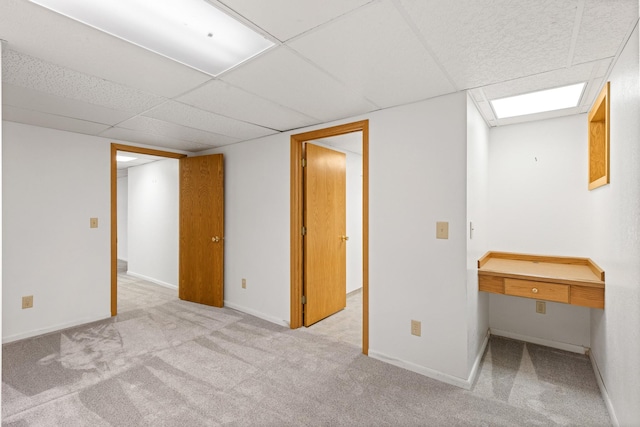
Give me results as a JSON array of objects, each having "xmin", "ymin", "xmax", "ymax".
[
  {"xmin": 2, "ymin": 274, "xmax": 611, "ymax": 426},
  {"xmin": 306, "ymin": 288, "xmax": 362, "ymax": 348}
]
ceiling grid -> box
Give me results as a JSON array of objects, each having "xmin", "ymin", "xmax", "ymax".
[{"xmin": 0, "ymin": 0, "xmax": 637, "ymax": 149}]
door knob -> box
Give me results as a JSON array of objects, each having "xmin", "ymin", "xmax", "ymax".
[
  {"xmin": 341, "ymin": 235, "xmax": 349, "ymax": 242},
  {"xmin": 212, "ymin": 236, "xmax": 221, "ymax": 243}
]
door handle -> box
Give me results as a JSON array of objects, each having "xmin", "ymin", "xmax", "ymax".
[
  {"xmin": 212, "ymin": 236, "xmax": 221, "ymax": 243},
  {"xmin": 341, "ymin": 235, "xmax": 349, "ymax": 242}
]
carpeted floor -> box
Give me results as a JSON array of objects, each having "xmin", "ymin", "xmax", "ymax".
[{"xmin": 2, "ymin": 274, "xmax": 611, "ymax": 426}]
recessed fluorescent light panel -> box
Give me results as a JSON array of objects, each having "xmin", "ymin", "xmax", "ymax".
[
  {"xmin": 490, "ymin": 83, "xmax": 586, "ymax": 119},
  {"xmin": 116, "ymin": 155, "xmax": 137, "ymax": 162},
  {"xmin": 30, "ymin": 0, "xmax": 275, "ymax": 76}
]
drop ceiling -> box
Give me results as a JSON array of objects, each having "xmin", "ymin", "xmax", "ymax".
[{"xmin": 1, "ymin": 0, "xmax": 637, "ymax": 153}]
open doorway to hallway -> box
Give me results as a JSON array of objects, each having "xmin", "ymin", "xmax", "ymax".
[
  {"xmin": 304, "ymin": 132, "xmax": 363, "ymax": 347},
  {"xmin": 290, "ymin": 120, "xmax": 369, "ymax": 354},
  {"xmin": 110, "ymin": 144, "xmax": 185, "ymax": 316}
]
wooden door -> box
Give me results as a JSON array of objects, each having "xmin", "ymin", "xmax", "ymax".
[
  {"xmin": 179, "ymin": 154, "xmax": 224, "ymax": 307},
  {"xmin": 304, "ymin": 143, "xmax": 347, "ymax": 326}
]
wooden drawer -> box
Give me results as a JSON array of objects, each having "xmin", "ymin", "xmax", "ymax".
[
  {"xmin": 479, "ymin": 275, "xmax": 504, "ymax": 294},
  {"xmin": 571, "ymin": 285, "xmax": 604, "ymax": 309},
  {"xmin": 504, "ymin": 278, "xmax": 569, "ymax": 303}
]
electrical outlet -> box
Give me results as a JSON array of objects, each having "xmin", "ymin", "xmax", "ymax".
[
  {"xmin": 90, "ymin": 217, "xmax": 99, "ymax": 228},
  {"xmin": 411, "ymin": 320, "xmax": 421, "ymax": 337},
  {"xmin": 242, "ymin": 278, "xmax": 246, "ymax": 289},
  {"xmin": 536, "ymin": 301, "xmax": 546, "ymax": 314},
  {"xmin": 22, "ymin": 295, "xmax": 34, "ymax": 309},
  {"xmin": 436, "ymin": 222, "xmax": 449, "ymax": 239}
]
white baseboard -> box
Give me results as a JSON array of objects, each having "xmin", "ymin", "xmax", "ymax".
[
  {"xmin": 3, "ymin": 313, "xmax": 112, "ymax": 344},
  {"xmin": 468, "ymin": 330, "xmax": 491, "ymax": 387},
  {"xmin": 368, "ymin": 331, "xmax": 490, "ymax": 391},
  {"xmin": 490, "ymin": 328, "xmax": 588, "ymax": 354},
  {"xmin": 590, "ymin": 349, "xmax": 619, "ymax": 426},
  {"xmin": 368, "ymin": 350, "xmax": 472, "ymax": 390},
  {"xmin": 223, "ymin": 300, "xmax": 289, "ymax": 328},
  {"xmin": 126, "ymin": 271, "xmax": 178, "ymax": 290}
]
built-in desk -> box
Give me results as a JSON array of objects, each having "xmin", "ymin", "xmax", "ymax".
[{"xmin": 478, "ymin": 252, "xmax": 605, "ymax": 309}]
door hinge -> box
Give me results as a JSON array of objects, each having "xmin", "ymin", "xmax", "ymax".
[
  {"xmin": 301, "ymin": 226, "xmax": 307, "ymax": 236},
  {"xmin": 301, "ymin": 158, "xmax": 306, "ymax": 167},
  {"xmin": 301, "ymin": 295, "xmax": 306, "ymax": 304}
]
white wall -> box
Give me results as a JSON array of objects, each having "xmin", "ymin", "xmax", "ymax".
[
  {"xmin": 206, "ymin": 136, "xmax": 291, "ymax": 325},
  {"xmin": 486, "ymin": 114, "xmax": 592, "ymax": 349},
  {"xmin": 466, "ymin": 96, "xmax": 490, "ymax": 373},
  {"xmin": 1, "ymin": 41, "xmax": 5, "ymax": 371},
  {"xmin": 116, "ymin": 176, "xmax": 128, "ymax": 261},
  {"xmin": 2, "ymin": 122, "xmax": 111, "ymax": 342},
  {"xmin": 589, "ymin": 22, "xmax": 640, "ymax": 426},
  {"xmin": 368, "ymin": 92, "xmax": 470, "ymax": 384},
  {"xmin": 127, "ymin": 159, "xmax": 179, "ymax": 288},
  {"xmin": 345, "ymin": 150, "xmax": 363, "ymax": 294}
]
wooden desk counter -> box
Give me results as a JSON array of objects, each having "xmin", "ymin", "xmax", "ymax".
[{"xmin": 478, "ymin": 252, "xmax": 605, "ymax": 309}]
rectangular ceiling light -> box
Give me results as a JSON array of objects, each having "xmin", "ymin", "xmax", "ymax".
[
  {"xmin": 490, "ymin": 83, "xmax": 586, "ymax": 119},
  {"xmin": 30, "ymin": 0, "xmax": 275, "ymax": 76},
  {"xmin": 116, "ymin": 155, "xmax": 137, "ymax": 162}
]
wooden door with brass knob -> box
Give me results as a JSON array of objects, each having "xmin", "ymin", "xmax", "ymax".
[
  {"xmin": 303, "ymin": 143, "xmax": 347, "ymax": 326},
  {"xmin": 179, "ymin": 154, "xmax": 224, "ymax": 307}
]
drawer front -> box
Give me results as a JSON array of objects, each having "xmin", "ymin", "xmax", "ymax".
[
  {"xmin": 479, "ymin": 275, "xmax": 504, "ymax": 294},
  {"xmin": 571, "ymin": 285, "xmax": 604, "ymax": 309},
  {"xmin": 504, "ymin": 279, "xmax": 569, "ymax": 303}
]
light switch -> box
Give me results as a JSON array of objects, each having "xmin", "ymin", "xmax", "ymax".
[
  {"xmin": 90, "ymin": 218, "xmax": 98, "ymax": 228},
  {"xmin": 436, "ymin": 222, "xmax": 449, "ymax": 239}
]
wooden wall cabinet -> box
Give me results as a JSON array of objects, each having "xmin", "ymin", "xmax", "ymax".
[{"xmin": 478, "ymin": 252, "xmax": 605, "ymax": 309}]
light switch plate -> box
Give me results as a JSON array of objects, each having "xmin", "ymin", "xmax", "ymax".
[
  {"xmin": 436, "ymin": 222, "xmax": 449, "ymax": 239},
  {"xmin": 90, "ymin": 218, "xmax": 99, "ymax": 228}
]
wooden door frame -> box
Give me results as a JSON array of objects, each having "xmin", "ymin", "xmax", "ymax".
[
  {"xmin": 290, "ymin": 120, "xmax": 369, "ymax": 354},
  {"xmin": 110, "ymin": 143, "xmax": 186, "ymax": 316}
]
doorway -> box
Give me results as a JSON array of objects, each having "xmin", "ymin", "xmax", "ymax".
[
  {"xmin": 110, "ymin": 144, "xmax": 185, "ymax": 316},
  {"xmin": 290, "ymin": 120, "xmax": 369, "ymax": 355}
]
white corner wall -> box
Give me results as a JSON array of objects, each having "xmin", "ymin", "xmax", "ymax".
[
  {"xmin": 589, "ymin": 22, "xmax": 640, "ymax": 426},
  {"xmin": 368, "ymin": 92, "xmax": 470, "ymax": 384},
  {"xmin": 206, "ymin": 135, "xmax": 291, "ymax": 325},
  {"xmin": 2, "ymin": 122, "xmax": 111, "ymax": 342},
  {"xmin": 487, "ymin": 114, "xmax": 592, "ymax": 350},
  {"xmin": 116, "ymin": 176, "xmax": 128, "ymax": 261},
  {"xmin": 127, "ymin": 159, "xmax": 179, "ymax": 288},
  {"xmin": 466, "ymin": 96, "xmax": 490, "ymax": 374}
]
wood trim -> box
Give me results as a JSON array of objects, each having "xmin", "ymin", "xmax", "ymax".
[
  {"xmin": 481, "ymin": 251, "xmax": 592, "ymax": 266},
  {"xmin": 110, "ymin": 143, "xmax": 187, "ymax": 316},
  {"xmin": 588, "ymin": 82, "xmax": 610, "ymax": 191},
  {"xmin": 290, "ymin": 120, "xmax": 369, "ymax": 355}
]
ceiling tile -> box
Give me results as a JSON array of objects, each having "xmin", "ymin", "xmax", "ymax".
[
  {"xmin": 2, "ymin": 49, "xmax": 165, "ymax": 114},
  {"xmin": 143, "ymin": 101, "xmax": 278, "ymax": 140},
  {"xmin": 289, "ymin": 1, "xmax": 455, "ymax": 108},
  {"xmin": 176, "ymin": 80, "xmax": 319, "ymax": 131},
  {"xmin": 2, "ymin": 84, "xmax": 135, "ymax": 126},
  {"xmin": 222, "ymin": 47, "xmax": 377, "ymax": 122},
  {"xmin": 0, "ymin": 0, "xmax": 211, "ymax": 98},
  {"xmin": 3, "ymin": 105, "xmax": 111, "ymax": 135},
  {"xmin": 572, "ymin": 0, "xmax": 638, "ymax": 64},
  {"xmin": 100, "ymin": 127, "xmax": 218, "ymax": 152},
  {"xmin": 399, "ymin": 0, "xmax": 578, "ymax": 88},
  {"xmin": 116, "ymin": 116, "xmax": 242, "ymax": 147},
  {"xmin": 217, "ymin": 0, "xmax": 372, "ymax": 41}
]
